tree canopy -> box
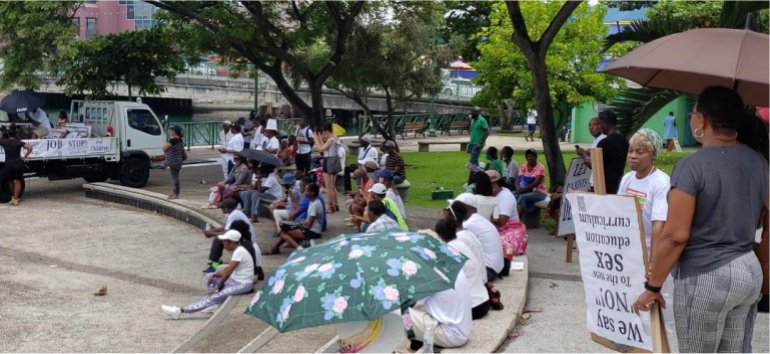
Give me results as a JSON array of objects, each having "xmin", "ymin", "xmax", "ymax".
[{"xmin": 57, "ymin": 29, "xmax": 185, "ymax": 98}]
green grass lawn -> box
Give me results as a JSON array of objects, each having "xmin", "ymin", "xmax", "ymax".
[{"xmin": 401, "ymin": 150, "xmax": 691, "ymax": 209}]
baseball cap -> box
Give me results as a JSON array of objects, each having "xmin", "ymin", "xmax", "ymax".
[
  {"xmin": 383, "ymin": 140, "xmax": 396, "ymax": 148},
  {"xmin": 170, "ymin": 125, "xmax": 183, "ymax": 135},
  {"xmin": 363, "ymin": 159, "xmax": 379, "ymax": 171},
  {"xmin": 281, "ymin": 174, "xmax": 296, "ymax": 185},
  {"xmin": 222, "ymin": 120, "xmax": 232, "ymax": 126},
  {"xmin": 218, "ymin": 230, "xmax": 242, "ymax": 242},
  {"xmin": 485, "ymin": 170, "xmax": 501, "ymax": 183},
  {"xmin": 448, "ymin": 192, "xmax": 478, "ymax": 209},
  {"xmin": 368, "ymin": 183, "xmax": 387, "ymax": 195},
  {"xmin": 359, "ymin": 135, "xmax": 371, "ymax": 144},
  {"xmin": 377, "ymin": 169, "xmax": 394, "ymax": 181}
]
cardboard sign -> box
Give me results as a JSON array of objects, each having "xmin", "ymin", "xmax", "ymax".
[
  {"xmin": 566, "ymin": 193, "xmax": 653, "ymax": 351},
  {"xmin": 0, "ymin": 138, "xmax": 115, "ymax": 162},
  {"xmin": 558, "ymin": 158, "xmax": 592, "ymax": 236}
]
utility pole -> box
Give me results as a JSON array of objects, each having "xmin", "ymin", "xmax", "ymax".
[{"xmin": 253, "ymin": 67, "xmax": 259, "ymax": 111}]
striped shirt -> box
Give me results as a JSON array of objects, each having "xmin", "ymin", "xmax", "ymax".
[
  {"xmin": 165, "ymin": 138, "xmax": 185, "ymax": 168},
  {"xmin": 385, "ymin": 152, "xmax": 406, "ymax": 179}
]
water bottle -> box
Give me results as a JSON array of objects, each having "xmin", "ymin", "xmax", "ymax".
[
  {"xmin": 422, "ymin": 323, "xmax": 434, "ymax": 353},
  {"xmin": 205, "ymin": 223, "xmax": 211, "ymax": 231},
  {"xmin": 505, "ymin": 243, "xmax": 514, "ymax": 260}
]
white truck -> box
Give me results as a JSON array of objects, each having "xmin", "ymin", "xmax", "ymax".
[{"xmin": 0, "ymin": 100, "xmax": 167, "ymax": 190}]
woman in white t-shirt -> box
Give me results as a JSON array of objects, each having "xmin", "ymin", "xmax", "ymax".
[
  {"xmin": 435, "ymin": 216, "xmax": 490, "ymax": 320},
  {"xmin": 161, "ymin": 230, "xmax": 255, "ymax": 319},
  {"xmin": 617, "ymin": 128, "xmax": 675, "ymax": 338}
]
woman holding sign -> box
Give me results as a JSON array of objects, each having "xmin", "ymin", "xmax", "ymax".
[{"xmin": 633, "ymin": 86, "xmax": 768, "ymax": 353}]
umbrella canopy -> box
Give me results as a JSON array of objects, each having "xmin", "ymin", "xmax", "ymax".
[
  {"xmin": 757, "ymin": 106, "xmax": 769, "ymax": 124},
  {"xmin": 332, "ymin": 122, "xmax": 346, "ymax": 136},
  {"xmin": 449, "ymin": 60, "xmax": 473, "ymax": 71},
  {"xmin": 0, "ymin": 90, "xmax": 44, "ymax": 116},
  {"xmin": 601, "ymin": 28, "xmax": 769, "ymax": 106},
  {"xmin": 238, "ymin": 148, "xmax": 284, "ymax": 168},
  {"xmin": 246, "ymin": 231, "xmax": 467, "ymax": 332}
]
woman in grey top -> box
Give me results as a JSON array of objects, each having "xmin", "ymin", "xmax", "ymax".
[
  {"xmin": 163, "ymin": 125, "xmax": 185, "ymax": 199},
  {"xmin": 634, "ymin": 86, "xmax": 768, "ymax": 353}
]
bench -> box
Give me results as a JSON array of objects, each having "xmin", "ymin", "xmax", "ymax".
[
  {"xmin": 417, "ymin": 140, "xmax": 469, "ymax": 152},
  {"xmin": 440, "ymin": 121, "xmax": 469, "ymax": 136},
  {"xmin": 400, "ymin": 121, "xmax": 428, "ymax": 140},
  {"xmin": 521, "ymin": 195, "xmax": 550, "ymax": 229}
]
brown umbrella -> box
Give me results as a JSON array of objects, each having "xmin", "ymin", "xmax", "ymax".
[{"xmin": 601, "ymin": 28, "xmax": 769, "ymax": 106}]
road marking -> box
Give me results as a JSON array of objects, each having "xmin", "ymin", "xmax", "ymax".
[
  {"xmin": 529, "ymin": 271, "xmax": 583, "ymax": 282},
  {"xmin": 0, "ymin": 245, "xmax": 201, "ymax": 294}
]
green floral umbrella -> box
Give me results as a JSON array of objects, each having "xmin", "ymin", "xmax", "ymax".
[{"xmin": 245, "ymin": 230, "xmax": 467, "ymax": 332}]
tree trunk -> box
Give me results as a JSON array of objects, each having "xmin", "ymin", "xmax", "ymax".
[
  {"xmin": 498, "ymin": 102, "xmax": 512, "ymax": 131},
  {"xmin": 384, "ymin": 87, "xmax": 396, "ymax": 139},
  {"xmin": 308, "ymin": 81, "xmax": 325, "ymax": 130},
  {"xmin": 531, "ymin": 60, "xmax": 566, "ymax": 186}
]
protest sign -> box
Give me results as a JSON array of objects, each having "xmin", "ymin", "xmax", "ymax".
[
  {"xmin": 566, "ymin": 193, "xmax": 659, "ymax": 352},
  {"xmin": 558, "ymin": 157, "xmax": 592, "ymax": 236}
]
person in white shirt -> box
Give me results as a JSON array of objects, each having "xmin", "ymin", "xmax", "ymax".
[
  {"xmin": 487, "ymin": 170, "xmax": 520, "ymax": 276},
  {"xmin": 240, "ymin": 165, "xmax": 283, "ymax": 223},
  {"xmin": 203, "ymin": 198, "xmax": 261, "ymax": 272},
  {"xmin": 401, "ymin": 268, "xmax": 472, "ymax": 351},
  {"xmin": 450, "ymin": 193, "xmax": 504, "ymax": 282},
  {"xmin": 435, "ymin": 217, "xmax": 490, "ymax": 320},
  {"xmin": 250, "ymin": 119, "xmax": 265, "ymax": 150},
  {"xmin": 219, "ymin": 121, "xmax": 233, "ymax": 179},
  {"xmin": 161, "ymin": 230, "xmax": 254, "ymax": 319},
  {"xmin": 343, "ymin": 135, "xmax": 378, "ymax": 194},
  {"xmin": 525, "ymin": 109, "xmax": 537, "ymax": 142},
  {"xmin": 219, "ymin": 124, "xmax": 244, "ymax": 175},
  {"xmin": 294, "ymin": 117, "xmax": 314, "ymax": 173},
  {"xmin": 28, "ymin": 108, "xmax": 52, "ymax": 139},
  {"xmin": 378, "ymin": 169, "xmax": 406, "ymax": 219},
  {"xmin": 576, "ymin": 117, "xmax": 607, "ymax": 187},
  {"xmin": 262, "ymin": 129, "xmax": 280, "ymax": 155},
  {"xmin": 617, "ymin": 128, "xmax": 675, "ymax": 338}
]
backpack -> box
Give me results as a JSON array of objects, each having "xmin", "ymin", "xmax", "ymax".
[{"xmin": 499, "ymin": 220, "xmax": 527, "ymax": 259}]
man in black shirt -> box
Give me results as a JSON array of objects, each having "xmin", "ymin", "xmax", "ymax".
[{"xmin": 576, "ymin": 110, "xmax": 628, "ymax": 194}]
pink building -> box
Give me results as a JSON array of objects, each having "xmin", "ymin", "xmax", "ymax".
[{"xmin": 72, "ymin": 0, "xmax": 157, "ymax": 39}]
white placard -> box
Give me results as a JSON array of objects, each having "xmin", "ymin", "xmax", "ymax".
[
  {"xmin": 558, "ymin": 158, "xmax": 592, "ymax": 236},
  {"xmin": 0, "ymin": 138, "xmax": 115, "ymax": 162},
  {"xmin": 565, "ymin": 193, "xmax": 652, "ymax": 351}
]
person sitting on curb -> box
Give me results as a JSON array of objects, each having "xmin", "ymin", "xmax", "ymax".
[
  {"xmin": 266, "ymin": 183, "xmax": 324, "ymax": 255},
  {"xmin": 450, "ymin": 193, "xmax": 504, "ymax": 282},
  {"xmin": 203, "ymin": 198, "xmax": 263, "ymax": 279},
  {"xmin": 347, "ymin": 159, "xmax": 378, "ymax": 229},
  {"xmin": 487, "ymin": 170, "xmax": 522, "ymax": 276},
  {"xmin": 500, "ymin": 146, "xmax": 518, "ymax": 191},
  {"xmin": 355, "ymin": 183, "xmax": 408, "ymax": 232},
  {"xmin": 435, "ymin": 217, "xmax": 490, "ymax": 320},
  {"xmin": 484, "ymin": 146, "xmax": 504, "ymax": 176},
  {"xmin": 161, "ymin": 230, "xmax": 254, "ymax": 319},
  {"xmin": 398, "ymin": 231, "xmax": 472, "ymax": 352},
  {"xmin": 268, "ymin": 173, "xmax": 303, "ymax": 237},
  {"xmin": 515, "ymin": 149, "xmax": 547, "ymax": 218},
  {"xmin": 378, "ymin": 169, "xmax": 406, "ymax": 220},
  {"xmin": 446, "ymin": 201, "xmax": 504, "ymax": 311},
  {"xmin": 240, "ymin": 164, "xmax": 283, "ymax": 223},
  {"xmin": 364, "ymin": 200, "xmax": 401, "ymax": 233},
  {"xmin": 343, "ymin": 135, "xmax": 378, "ymax": 194}
]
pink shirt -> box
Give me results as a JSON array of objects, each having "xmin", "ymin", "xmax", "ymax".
[{"xmin": 518, "ymin": 163, "xmax": 546, "ymax": 194}]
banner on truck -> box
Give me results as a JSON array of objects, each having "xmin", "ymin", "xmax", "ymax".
[{"xmin": 0, "ymin": 138, "xmax": 115, "ymax": 162}]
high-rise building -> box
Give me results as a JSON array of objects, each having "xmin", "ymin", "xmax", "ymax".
[{"xmin": 72, "ymin": 0, "xmax": 157, "ymax": 39}]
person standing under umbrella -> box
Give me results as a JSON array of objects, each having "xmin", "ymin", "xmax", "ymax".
[
  {"xmin": 0, "ymin": 128, "xmax": 33, "ymax": 206},
  {"xmin": 163, "ymin": 125, "xmax": 185, "ymax": 200},
  {"xmin": 27, "ymin": 108, "xmax": 52, "ymax": 139},
  {"xmin": 633, "ymin": 86, "xmax": 768, "ymax": 352}
]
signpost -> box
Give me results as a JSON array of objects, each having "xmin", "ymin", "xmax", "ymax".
[
  {"xmin": 558, "ymin": 157, "xmax": 592, "ymax": 262},
  {"xmin": 566, "ymin": 147, "xmax": 668, "ymax": 352}
]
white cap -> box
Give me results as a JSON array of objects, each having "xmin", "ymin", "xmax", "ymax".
[
  {"xmin": 448, "ymin": 193, "xmax": 478, "ymax": 209},
  {"xmin": 266, "ymin": 118, "xmax": 278, "ymax": 131},
  {"xmin": 368, "ymin": 183, "xmax": 387, "ymax": 195},
  {"xmin": 218, "ymin": 230, "xmax": 242, "ymax": 242}
]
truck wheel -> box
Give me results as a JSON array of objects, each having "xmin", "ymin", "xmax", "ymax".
[{"xmin": 119, "ymin": 157, "xmax": 150, "ymax": 188}]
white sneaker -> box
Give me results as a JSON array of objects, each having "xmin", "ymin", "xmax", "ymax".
[
  {"xmin": 201, "ymin": 304, "xmax": 220, "ymax": 314},
  {"xmin": 161, "ymin": 305, "xmax": 181, "ymax": 320}
]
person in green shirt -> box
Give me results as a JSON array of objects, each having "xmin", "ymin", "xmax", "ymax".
[
  {"xmin": 468, "ymin": 107, "xmax": 489, "ymax": 168},
  {"xmin": 485, "ymin": 146, "xmax": 504, "ymax": 176}
]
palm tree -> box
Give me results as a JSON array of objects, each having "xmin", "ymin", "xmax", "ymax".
[{"xmin": 602, "ymin": 1, "xmax": 768, "ymax": 135}]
